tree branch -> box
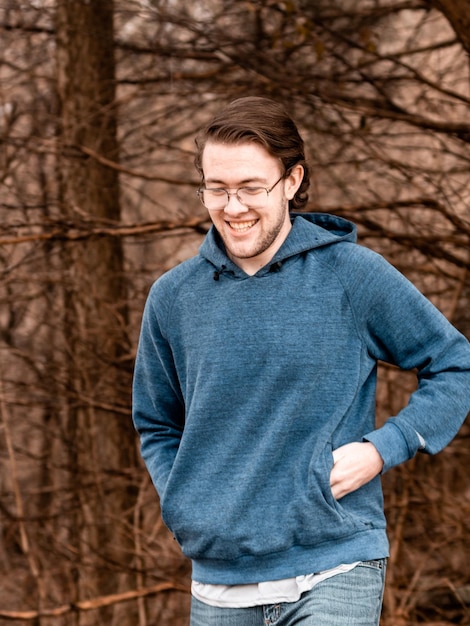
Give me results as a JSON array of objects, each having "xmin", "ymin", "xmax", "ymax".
[{"xmin": 0, "ymin": 581, "xmax": 189, "ymax": 620}]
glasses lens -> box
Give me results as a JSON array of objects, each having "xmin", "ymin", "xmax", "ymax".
[
  {"xmin": 200, "ymin": 189, "xmax": 226, "ymax": 210},
  {"xmin": 237, "ymin": 188, "xmax": 269, "ymax": 207}
]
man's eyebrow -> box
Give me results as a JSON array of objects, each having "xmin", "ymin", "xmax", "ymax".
[{"xmin": 204, "ymin": 177, "xmax": 266, "ymax": 186}]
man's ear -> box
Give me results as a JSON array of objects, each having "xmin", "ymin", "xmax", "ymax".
[{"xmin": 284, "ymin": 164, "xmax": 304, "ymax": 200}]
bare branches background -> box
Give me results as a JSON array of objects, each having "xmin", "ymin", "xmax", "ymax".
[{"xmin": 0, "ymin": 1, "xmax": 469, "ymax": 624}]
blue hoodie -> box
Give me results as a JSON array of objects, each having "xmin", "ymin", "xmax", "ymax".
[{"xmin": 132, "ymin": 213, "xmax": 470, "ymax": 585}]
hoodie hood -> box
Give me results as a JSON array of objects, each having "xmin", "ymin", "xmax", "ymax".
[{"xmin": 199, "ymin": 212, "xmax": 357, "ymax": 279}]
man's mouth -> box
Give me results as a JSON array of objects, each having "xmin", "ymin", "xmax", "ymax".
[{"xmin": 228, "ymin": 220, "xmax": 258, "ymax": 232}]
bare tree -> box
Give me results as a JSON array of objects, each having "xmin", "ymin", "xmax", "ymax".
[{"xmin": 53, "ymin": 1, "xmax": 140, "ymax": 623}]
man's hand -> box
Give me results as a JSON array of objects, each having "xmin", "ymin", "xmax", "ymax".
[{"xmin": 330, "ymin": 442, "xmax": 384, "ymax": 500}]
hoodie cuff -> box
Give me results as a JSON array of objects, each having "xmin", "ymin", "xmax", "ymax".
[{"xmin": 363, "ymin": 421, "xmax": 419, "ymax": 473}]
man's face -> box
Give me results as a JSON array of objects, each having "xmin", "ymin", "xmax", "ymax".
[{"xmin": 201, "ymin": 141, "xmax": 301, "ymax": 275}]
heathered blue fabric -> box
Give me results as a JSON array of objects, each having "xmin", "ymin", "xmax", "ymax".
[{"xmin": 132, "ymin": 213, "xmax": 470, "ymax": 585}]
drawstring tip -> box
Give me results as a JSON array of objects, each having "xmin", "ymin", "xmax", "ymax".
[{"xmin": 213, "ymin": 265, "xmax": 226, "ymax": 281}]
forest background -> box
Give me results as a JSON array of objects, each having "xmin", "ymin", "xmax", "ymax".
[{"xmin": 0, "ymin": 1, "xmax": 469, "ymax": 625}]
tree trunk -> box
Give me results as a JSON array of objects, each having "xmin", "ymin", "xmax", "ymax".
[{"xmin": 55, "ymin": 1, "xmax": 137, "ymax": 623}]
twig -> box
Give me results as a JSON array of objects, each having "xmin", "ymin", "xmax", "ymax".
[
  {"xmin": 0, "ymin": 372, "xmax": 45, "ymax": 609},
  {"xmin": 0, "ymin": 581, "xmax": 189, "ymax": 620}
]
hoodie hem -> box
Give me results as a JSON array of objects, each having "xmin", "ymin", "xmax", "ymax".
[{"xmin": 190, "ymin": 527, "xmax": 389, "ymax": 585}]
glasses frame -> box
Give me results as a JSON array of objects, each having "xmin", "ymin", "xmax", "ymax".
[{"xmin": 197, "ymin": 175, "xmax": 285, "ymax": 211}]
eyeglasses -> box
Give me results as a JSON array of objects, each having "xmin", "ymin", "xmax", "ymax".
[{"xmin": 197, "ymin": 175, "xmax": 284, "ymax": 211}]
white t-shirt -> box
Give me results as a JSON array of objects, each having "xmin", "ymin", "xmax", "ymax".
[{"xmin": 192, "ymin": 562, "xmax": 359, "ymax": 608}]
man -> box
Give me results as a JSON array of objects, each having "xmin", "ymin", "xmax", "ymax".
[{"xmin": 132, "ymin": 97, "xmax": 470, "ymax": 625}]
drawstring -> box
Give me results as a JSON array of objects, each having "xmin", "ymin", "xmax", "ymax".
[
  {"xmin": 213, "ymin": 262, "xmax": 282, "ymax": 280},
  {"xmin": 213, "ymin": 265, "xmax": 226, "ymax": 281}
]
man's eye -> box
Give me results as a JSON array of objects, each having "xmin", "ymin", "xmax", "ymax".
[
  {"xmin": 241, "ymin": 187, "xmax": 264, "ymax": 196},
  {"xmin": 207, "ymin": 188, "xmax": 226, "ymax": 196}
]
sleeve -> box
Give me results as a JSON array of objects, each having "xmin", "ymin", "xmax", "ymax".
[
  {"xmin": 345, "ymin": 247, "xmax": 470, "ymax": 473},
  {"xmin": 132, "ymin": 281, "xmax": 185, "ymax": 499}
]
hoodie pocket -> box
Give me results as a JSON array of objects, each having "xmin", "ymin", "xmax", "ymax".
[
  {"xmin": 293, "ymin": 441, "xmax": 371, "ymax": 546},
  {"xmin": 311, "ymin": 442, "xmax": 344, "ymax": 512},
  {"xmin": 160, "ymin": 440, "xmax": 377, "ymax": 562}
]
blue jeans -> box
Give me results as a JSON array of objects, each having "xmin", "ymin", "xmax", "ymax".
[{"xmin": 190, "ymin": 559, "xmax": 386, "ymax": 626}]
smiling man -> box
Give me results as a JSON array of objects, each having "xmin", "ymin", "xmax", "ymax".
[{"xmin": 132, "ymin": 97, "xmax": 470, "ymax": 626}]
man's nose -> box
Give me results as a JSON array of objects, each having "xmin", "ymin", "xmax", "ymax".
[{"xmin": 224, "ymin": 191, "xmax": 248, "ymax": 214}]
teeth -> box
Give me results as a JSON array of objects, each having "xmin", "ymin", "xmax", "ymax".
[{"xmin": 229, "ymin": 220, "xmax": 257, "ymax": 232}]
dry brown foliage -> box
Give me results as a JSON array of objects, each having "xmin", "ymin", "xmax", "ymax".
[{"xmin": 0, "ymin": 1, "xmax": 469, "ymax": 624}]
